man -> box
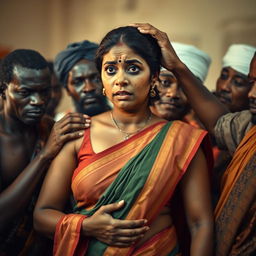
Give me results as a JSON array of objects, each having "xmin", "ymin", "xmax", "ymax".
[
  {"xmin": 151, "ymin": 42, "xmax": 211, "ymax": 128},
  {"xmin": 208, "ymin": 44, "xmax": 256, "ymax": 196},
  {"xmin": 54, "ymin": 40, "xmax": 111, "ymax": 118},
  {"xmin": 0, "ymin": 49, "xmax": 89, "ymax": 255},
  {"xmin": 216, "ymin": 44, "xmax": 256, "ymax": 112},
  {"xmin": 174, "ymin": 47, "xmax": 256, "ymax": 255}
]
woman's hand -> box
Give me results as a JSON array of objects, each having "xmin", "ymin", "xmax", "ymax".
[
  {"xmin": 82, "ymin": 200, "xmax": 149, "ymax": 247},
  {"xmin": 41, "ymin": 112, "xmax": 91, "ymax": 160},
  {"xmin": 130, "ymin": 23, "xmax": 183, "ymax": 71}
]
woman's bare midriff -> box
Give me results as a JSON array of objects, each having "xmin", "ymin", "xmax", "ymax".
[{"xmin": 135, "ymin": 206, "xmax": 173, "ymax": 248}]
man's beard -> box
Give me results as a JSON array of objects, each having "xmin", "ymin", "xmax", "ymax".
[{"xmin": 73, "ymin": 95, "xmax": 110, "ymax": 116}]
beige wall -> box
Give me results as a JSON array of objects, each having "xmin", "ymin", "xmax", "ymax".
[{"xmin": 1, "ymin": 0, "xmax": 256, "ymax": 112}]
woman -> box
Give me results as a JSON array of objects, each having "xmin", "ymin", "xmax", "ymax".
[{"xmin": 34, "ymin": 23, "xmax": 213, "ymax": 256}]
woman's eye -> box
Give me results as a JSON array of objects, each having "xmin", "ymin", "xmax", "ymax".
[
  {"xmin": 106, "ymin": 66, "xmax": 116, "ymax": 75},
  {"xmin": 127, "ymin": 65, "xmax": 140, "ymax": 74}
]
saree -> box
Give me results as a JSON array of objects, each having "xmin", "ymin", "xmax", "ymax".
[
  {"xmin": 54, "ymin": 121, "xmax": 210, "ymax": 256},
  {"xmin": 214, "ymin": 125, "xmax": 256, "ymax": 256}
]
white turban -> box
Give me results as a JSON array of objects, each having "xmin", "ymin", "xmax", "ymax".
[
  {"xmin": 222, "ymin": 44, "xmax": 256, "ymax": 76},
  {"xmin": 172, "ymin": 42, "xmax": 211, "ymax": 82}
]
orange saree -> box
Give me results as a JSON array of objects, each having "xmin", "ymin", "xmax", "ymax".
[
  {"xmin": 214, "ymin": 125, "xmax": 256, "ymax": 256},
  {"xmin": 54, "ymin": 121, "xmax": 210, "ymax": 256}
]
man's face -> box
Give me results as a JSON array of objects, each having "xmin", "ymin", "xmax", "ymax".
[
  {"xmin": 216, "ymin": 67, "xmax": 251, "ymax": 112},
  {"xmin": 248, "ymin": 55, "xmax": 256, "ymax": 124},
  {"xmin": 152, "ymin": 70, "xmax": 190, "ymax": 121},
  {"xmin": 4, "ymin": 65, "xmax": 51, "ymax": 125},
  {"xmin": 67, "ymin": 59, "xmax": 108, "ymax": 116}
]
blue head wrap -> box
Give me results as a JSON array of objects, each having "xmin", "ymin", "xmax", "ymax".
[{"xmin": 54, "ymin": 40, "xmax": 99, "ymax": 87}]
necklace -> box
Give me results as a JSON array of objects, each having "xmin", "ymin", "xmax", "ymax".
[{"xmin": 110, "ymin": 111, "xmax": 152, "ymax": 140}]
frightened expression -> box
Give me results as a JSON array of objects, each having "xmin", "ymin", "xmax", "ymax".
[{"xmin": 101, "ymin": 43, "xmax": 153, "ymax": 111}]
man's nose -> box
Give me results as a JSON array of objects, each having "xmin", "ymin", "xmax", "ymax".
[
  {"xmin": 82, "ymin": 79, "xmax": 96, "ymax": 92},
  {"xmin": 30, "ymin": 93, "xmax": 45, "ymax": 105}
]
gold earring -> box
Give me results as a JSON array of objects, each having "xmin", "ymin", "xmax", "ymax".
[
  {"xmin": 102, "ymin": 88, "xmax": 106, "ymax": 96},
  {"xmin": 150, "ymin": 86, "xmax": 156, "ymax": 97}
]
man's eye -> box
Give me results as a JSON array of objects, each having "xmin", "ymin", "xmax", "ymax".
[
  {"xmin": 106, "ymin": 66, "xmax": 116, "ymax": 75},
  {"xmin": 220, "ymin": 72, "xmax": 228, "ymax": 80},
  {"xmin": 249, "ymin": 79, "xmax": 255, "ymax": 86},
  {"xmin": 160, "ymin": 80, "xmax": 171, "ymax": 87},
  {"xmin": 18, "ymin": 90, "xmax": 29, "ymax": 96},
  {"xmin": 233, "ymin": 78, "xmax": 247, "ymax": 87},
  {"xmin": 73, "ymin": 79, "xmax": 83, "ymax": 86}
]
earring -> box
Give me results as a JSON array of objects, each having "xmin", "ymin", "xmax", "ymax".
[
  {"xmin": 102, "ymin": 88, "xmax": 106, "ymax": 96},
  {"xmin": 150, "ymin": 86, "xmax": 156, "ymax": 97}
]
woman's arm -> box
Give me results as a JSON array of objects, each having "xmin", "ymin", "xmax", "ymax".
[
  {"xmin": 33, "ymin": 139, "xmax": 78, "ymax": 238},
  {"xmin": 34, "ymin": 138, "xmax": 148, "ymax": 246},
  {"xmin": 180, "ymin": 147, "xmax": 214, "ymax": 256}
]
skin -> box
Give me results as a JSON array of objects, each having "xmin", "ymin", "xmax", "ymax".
[
  {"xmin": 127, "ymin": 24, "xmax": 228, "ymax": 135},
  {"xmin": 248, "ymin": 54, "xmax": 256, "ymax": 124},
  {"xmin": 0, "ymin": 65, "xmax": 90, "ymax": 231},
  {"xmin": 151, "ymin": 69, "xmax": 191, "ymax": 121},
  {"xmin": 216, "ymin": 67, "xmax": 251, "ymax": 112},
  {"xmin": 66, "ymin": 59, "xmax": 109, "ymax": 116},
  {"xmin": 34, "ymin": 41, "xmax": 213, "ymax": 255}
]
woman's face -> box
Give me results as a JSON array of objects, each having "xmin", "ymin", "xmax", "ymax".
[{"xmin": 101, "ymin": 43, "xmax": 153, "ymax": 111}]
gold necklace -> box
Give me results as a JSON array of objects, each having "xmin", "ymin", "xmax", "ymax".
[{"xmin": 110, "ymin": 111, "xmax": 152, "ymax": 140}]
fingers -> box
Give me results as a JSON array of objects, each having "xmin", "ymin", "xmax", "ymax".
[
  {"xmin": 99, "ymin": 200, "xmax": 125, "ymax": 214},
  {"xmin": 97, "ymin": 221, "xmax": 149, "ymax": 247},
  {"xmin": 58, "ymin": 112, "xmax": 91, "ymax": 129}
]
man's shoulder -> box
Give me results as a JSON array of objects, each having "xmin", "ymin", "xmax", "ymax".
[{"xmin": 218, "ymin": 110, "xmax": 253, "ymax": 133}]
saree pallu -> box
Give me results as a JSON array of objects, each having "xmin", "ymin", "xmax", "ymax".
[
  {"xmin": 214, "ymin": 125, "xmax": 256, "ymax": 256},
  {"xmin": 54, "ymin": 121, "xmax": 209, "ymax": 256}
]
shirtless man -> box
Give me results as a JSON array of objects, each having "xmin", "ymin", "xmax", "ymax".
[{"xmin": 0, "ymin": 49, "xmax": 89, "ymax": 255}]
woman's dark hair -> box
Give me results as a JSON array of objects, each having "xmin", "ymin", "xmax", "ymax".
[{"xmin": 95, "ymin": 26, "xmax": 161, "ymax": 77}]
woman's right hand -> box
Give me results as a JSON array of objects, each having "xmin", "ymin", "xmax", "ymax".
[{"xmin": 82, "ymin": 200, "xmax": 149, "ymax": 247}]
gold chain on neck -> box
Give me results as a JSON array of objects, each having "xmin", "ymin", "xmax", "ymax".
[{"xmin": 110, "ymin": 111, "xmax": 152, "ymax": 140}]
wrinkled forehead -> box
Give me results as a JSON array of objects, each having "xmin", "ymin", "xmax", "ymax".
[
  {"xmin": 102, "ymin": 43, "xmax": 144, "ymax": 63},
  {"xmin": 12, "ymin": 65, "xmax": 51, "ymax": 84}
]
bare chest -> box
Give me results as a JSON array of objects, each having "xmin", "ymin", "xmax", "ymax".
[{"xmin": 0, "ymin": 133, "xmax": 37, "ymax": 189}]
